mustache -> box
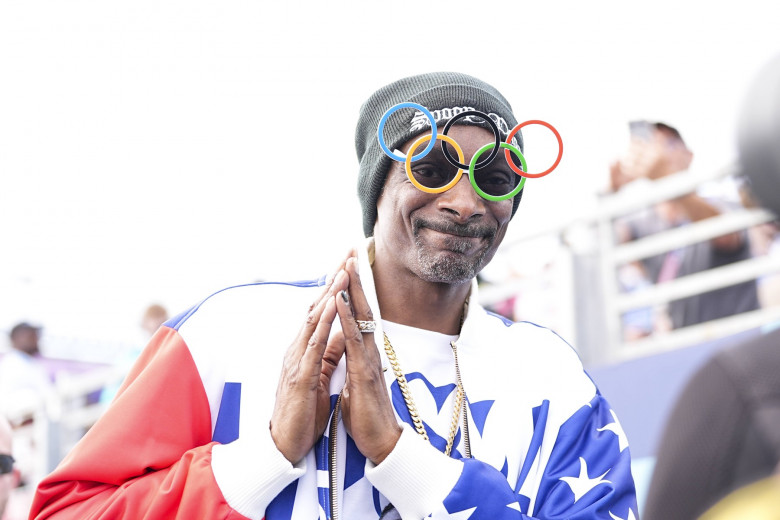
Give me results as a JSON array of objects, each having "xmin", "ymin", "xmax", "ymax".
[{"xmin": 413, "ymin": 217, "xmax": 497, "ymax": 239}]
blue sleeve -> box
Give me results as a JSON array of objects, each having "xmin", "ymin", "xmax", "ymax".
[{"xmin": 435, "ymin": 394, "xmax": 638, "ymax": 519}]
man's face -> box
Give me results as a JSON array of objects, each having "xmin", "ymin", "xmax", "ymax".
[
  {"xmin": 11, "ymin": 328, "xmax": 39, "ymax": 355},
  {"xmin": 373, "ymin": 124, "xmax": 514, "ymax": 285}
]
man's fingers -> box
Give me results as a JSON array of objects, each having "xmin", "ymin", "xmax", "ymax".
[
  {"xmin": 302, "ymin": 248, "xmax": 355, "ymax": 326},
  {"xmin": 344, "ymin": 257, "xmax": 374, "ymax": 323},
  {"xmin": 325, "ymin": 248, "xmax": 357, "ymax": 286},
  {"xmin": 321, "ymin": 331, "xmax": 346, "ymax": 381},
  {"xmin": 335, "ymin": 286, "xmax": 380, "ymax": 371},
  {"xmin": 295, "ymin": 269, "xmax": 348, "ymax": 354},
  {"xmin": 301, "ymin": 296, "xmax": 338, "ymax": 371}
]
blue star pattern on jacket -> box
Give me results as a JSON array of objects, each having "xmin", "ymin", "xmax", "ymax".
[
  {"xmin": 559, "ymin": 458, "xmax": 611, "ymax": 501},
  {"xmin": 467, "ymin": 399, "xmax": 495, "ymax": 437},
  {"xmin": 303, "ymin": 379, "xmax": 635, "ymax": 520},
  {"xmin": 609, "ymin": 509, "xmax": 637, "ymax": 520},
  {"xmin": 390, "ymin": 373, "xmax": 464, "ymax": 456},
  {"xmin": 441, "ymin": 459, "xmax": 538, "ymax": 519},
  {"xmin": 530, "ymin": 394, "xmax": 637, "ymax": 519},
  {"xmin": 310, "ymin": 351, "xmax": 636, "ymax": 519},
  {"xmin": 597, "ymin": 410, "xmax": 629, "ymax": 452},
  {"xmin": 399, "ymin": 391, "xmax": 635, "ymax": 519}
]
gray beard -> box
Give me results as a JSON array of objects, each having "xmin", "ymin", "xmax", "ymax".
[{"xmin": 412, "ymin": 219, "xmax": 495, "ymax": 284}]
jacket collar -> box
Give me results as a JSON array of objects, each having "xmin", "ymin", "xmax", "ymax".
[{"xmin": 359, "ymin": 238, "xmax": 483, "ymax": 346}]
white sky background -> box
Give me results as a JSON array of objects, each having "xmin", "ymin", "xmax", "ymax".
[{"xmin": 1, "ymin": 0, "xmax": 778, "ymax": 356}]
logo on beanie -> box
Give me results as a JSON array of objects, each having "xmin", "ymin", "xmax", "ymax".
[{"xmin": 409, "ymin": 106, "xmax": 519, "ymax": 146}]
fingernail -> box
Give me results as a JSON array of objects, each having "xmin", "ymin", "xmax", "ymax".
[{"xmin": 341, "ymin": 290, "xmax": 350, "ymax": 305}]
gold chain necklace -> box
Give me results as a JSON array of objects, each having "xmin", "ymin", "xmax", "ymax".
[{"xmin": 383, "ymin": 332, "xmax": 467, "ymax": 457}]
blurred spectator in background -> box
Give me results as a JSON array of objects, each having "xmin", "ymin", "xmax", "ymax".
[
  {"xmin": 644, "ymin": 54, "xmax": 780, "ymax": 520},
  {"xmin": 610, "ymin": 121, "xmax": 759, "ymax": 337},
  {"xmin": 0, "ymin": 416, "xmax": 20, "ymax": 520},
  {"xmin": 139, "ymin": 304, "xmax": 168, "ymax": 338},
  {"xmin": 0, "ymin": 324, "xmax": 53, "ymax": 418},
  {"xmin": 99, "ymin": 304, "xmax": 168, "ymax": 404}
]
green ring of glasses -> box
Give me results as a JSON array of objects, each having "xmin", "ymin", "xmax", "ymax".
[{"xmin": 468, "ymin": 142, "xmax": 527, "ymax": 201}]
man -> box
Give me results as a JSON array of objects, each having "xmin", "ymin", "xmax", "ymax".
[
  {"xmin": 610, "ymin": 122, "xmax": 759, "ymax": 331},
  {"xmin": 0, "ymin": 416, "xmax": 20, "ymax": 519},
  {"xmin": 0, "ymin": 323, "xmax": 52, "ymax": 415},
  {"xmin": 30, "ymin": 72, "xmax": 636, "ymax": 519},
  {"xmin": 6, "ymin": 323, "xmax": 42, "ymax": 357}
]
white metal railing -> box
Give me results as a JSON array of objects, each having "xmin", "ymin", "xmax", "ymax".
[
  {"xmin": 616, "ymin": 305, "xmax": 780, "ymax": 360},
  {"xmin": 614, "ymin": 255, "xmax": 780, "ymax": 312},
  {"xmin": 479, "ymin": 164, "xmax": 780, "ymax": 364},
  {"xmin": 613, "ymin": 209, "xmax": 774, "ymax": 265},
  {"xmin": 6, "ymin": 367, "xmax": 125, "ymax": 488}
]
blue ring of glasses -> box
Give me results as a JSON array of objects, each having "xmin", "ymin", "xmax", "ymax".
[{"xmin": 377, "ymin": 102, "xmax": 437, "ymax": 162}]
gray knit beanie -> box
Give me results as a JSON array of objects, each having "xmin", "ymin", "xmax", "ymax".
[{"xmin": 355, "ymin": 72, "xmax": 524, "ymax": 237}]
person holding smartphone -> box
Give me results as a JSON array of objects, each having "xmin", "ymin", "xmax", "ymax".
[{"xmin": 609, "ymin": 121, "xmax": 759, "ymax": 332}]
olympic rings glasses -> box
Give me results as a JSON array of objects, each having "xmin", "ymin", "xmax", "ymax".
[
  {"xmin": 377, "ymin": 103, "xmax": 563, "ymax": 201},
  {"xmin": 400, "ymin": 134, "xmax": 527, "ymax": 201},
  {"xmin": 0, "ymin": 454, "xmax": 14, "ymax": 475}
]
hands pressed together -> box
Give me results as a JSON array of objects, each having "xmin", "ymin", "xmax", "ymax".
[{"xmin": 270, "ymin": 250, "xmax": 402, "ymax": 466}]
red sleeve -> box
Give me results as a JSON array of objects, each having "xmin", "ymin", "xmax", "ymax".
[{"xmin": 30, "ymin": 326, "xmax": 250, "ymax": 520}]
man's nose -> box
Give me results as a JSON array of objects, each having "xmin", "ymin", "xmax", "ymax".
[{"xmin": 435, "ymin": 173, "xmax": 486, "ymax": 221}]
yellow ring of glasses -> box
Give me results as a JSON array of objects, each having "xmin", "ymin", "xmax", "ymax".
[{"xmin": 404, "ymin": 134, "xmax": 465, "ymax": 194}]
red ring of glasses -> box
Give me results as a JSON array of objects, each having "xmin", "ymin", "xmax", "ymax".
[{"xmin": 504, "ymin": 120, "xmax": 563, "ymax": 179}]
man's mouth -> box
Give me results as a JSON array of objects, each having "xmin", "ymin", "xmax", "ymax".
[{"xmin": 413, "ymin": 218, "xmax": 496, "ymax": 240}]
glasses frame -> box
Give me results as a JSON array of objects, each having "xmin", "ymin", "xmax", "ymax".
[{"xmin": 398, "ymin": 137, "xmax": 527, "ymax": 202}]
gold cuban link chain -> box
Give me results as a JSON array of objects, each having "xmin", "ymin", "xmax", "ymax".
[{"xmin": 383, "ymin": 332, "xmax": 464, "ymax": 456}]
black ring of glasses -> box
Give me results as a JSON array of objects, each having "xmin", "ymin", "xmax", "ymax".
[{"xmin": 441, "ymin": 110, "xmax": 501, "ymax": 170}]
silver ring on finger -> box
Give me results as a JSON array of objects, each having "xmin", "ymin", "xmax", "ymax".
[{"xmin": 356, "ymin": 320, "xmax": 377, "ymax": 333}]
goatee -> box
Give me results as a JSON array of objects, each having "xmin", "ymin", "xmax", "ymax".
[{"xmin": 412, "ymin": 217, "xmax": 497, "ymax": 284}]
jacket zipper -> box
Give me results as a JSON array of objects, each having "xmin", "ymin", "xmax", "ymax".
[
  {"xmin": 451, "ymin": 340, "xmax": 471, "ymax": 458},
  {"xmin": 462, "ymin": 398, "xmax": 472, "ymax": 458},
  {"xmin": 329, "ymin": 392, "xmax": 342, "ymax": 520}
]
